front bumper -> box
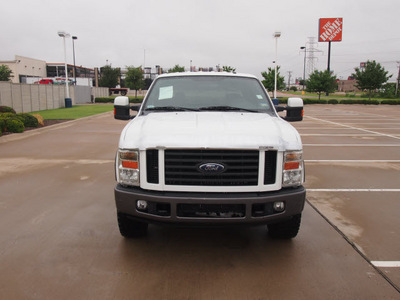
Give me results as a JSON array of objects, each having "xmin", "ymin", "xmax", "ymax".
[{"xmin": 115, "ymin": 185, "xmax": 306, "ymax": 225}]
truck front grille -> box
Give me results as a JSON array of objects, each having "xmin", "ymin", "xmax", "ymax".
[{"xmin": 164, "ymin": 149, "xmax": 260, "ymax": 186}]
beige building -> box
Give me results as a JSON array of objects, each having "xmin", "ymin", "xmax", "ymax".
[
  {"xmin": 0, "ymin": 55, "xmax": 47, "ymax": 83},
  {"xmin": 337, "ymin": 79, "xmax": 361, "ymax": 93}
]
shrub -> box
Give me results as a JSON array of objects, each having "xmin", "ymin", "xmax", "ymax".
[
  {"xmin": 0, "ymin": 118, "xmax": 5, "ymax": 133},
  {"xmin": 16, "ymin": 113, "xmax": 39, "ymax": 128},
  {"xmin": 328, "ymin": 99, "xmax": 339, "ymax": 104},
  {"xmin": 5, "ymin": 118, "xmax": 24, "ymax": 133},
  {"xmin": 95, "ymin": 97, "xmax": 114, "ymax": 103},
  {"xmin": 303, "ymin": 98, "xmax": 328, "ymax": 104},
  {"xmin": 31, "ymin": 114, "xmax": 45, "ymax": 126},
  {"xmin": 95, "ymin": 96, "xmax": 144, "ymax": 103},
  {"xmin": 0, "ymin": 106, "xmax": 16, "ymax": 114},
  {"xmin": 381, "ymin": 100, "xmax": 400, "ymax": 105},
  {"xmin": 0, "ymin": 112, "xmax": 17, "ymax": 118}
]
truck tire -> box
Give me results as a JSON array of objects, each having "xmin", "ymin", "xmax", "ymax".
[
  {"xmin": 117, "ymin": 213, "xmax": 148, "ymax": 238},
  {"xmin": 267, "ymin": 214, "xmax": 301, "ymax": 239},
  {"xmin": 120, "ymin": 91, "xmax": 127, "ymax": 96}
]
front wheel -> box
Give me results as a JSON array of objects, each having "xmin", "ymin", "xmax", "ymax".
[
  {"xmin": 267, "ymin": 214, "xmax": 301, "ymax": 239},
  {"xmin": 117, "ymin": 213, "xmax": 148, "ymax": 238}
]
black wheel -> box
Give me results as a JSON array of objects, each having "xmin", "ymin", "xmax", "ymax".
[
  {"xmin": 267, "ymin": 214, "xmax": 301, "ymax": 239},
  {"xmin": 120, "ymin": 91, "xmax": 127, "ymax": 96},
  {"xmin": 117, "ymin": 213, "xmax": 148, "ymax": 238}
]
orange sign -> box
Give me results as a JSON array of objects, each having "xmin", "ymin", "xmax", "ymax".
[{"xmin": 319, "ymin": 18, "xmax": 343, "ymax": 42}]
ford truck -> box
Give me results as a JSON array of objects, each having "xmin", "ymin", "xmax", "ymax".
[{"xmin": 113, "ymin": 72, "xmax": 305, "ymax": 239}]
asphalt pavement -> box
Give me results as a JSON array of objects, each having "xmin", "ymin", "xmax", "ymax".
[{"xmin": 0, "ymin": 105, "xmax": 399, "ymax": 299}]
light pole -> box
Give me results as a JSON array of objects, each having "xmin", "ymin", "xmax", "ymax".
[
  {"xmin": 58, "ymin": 31, "xmax": 71, "ymax": 107},
  {"xmin": 300, "ymin": 46, "xmax": 307, "ymax": 90},
  {"xmin": 273, "ymin": 32, "xmax": 281, "ymax": 101},
  {"xmin": 72, "ymin": 36, "xmax": 78, "ymax": 85}
]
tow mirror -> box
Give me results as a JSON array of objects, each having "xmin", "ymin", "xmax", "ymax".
[
  {"xmin": 114, "ymin": 96, "xmax": 140, "ymax": 120},
  {"xmin": 114, "ymin": 96, "xmax": 130, "ymax": 120},
  {"xmin": 275, "ymin": 97, "xmax": 303, "ymax": 122}
]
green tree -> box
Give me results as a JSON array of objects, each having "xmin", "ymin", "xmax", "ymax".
[
  {"xmin": 222, "ymin": 66, "xmax": 236, "ymax": 73},
  {"xmin": 352, "ymin": 60, "xmax": 392, "ymax": 100},
  {"xmin": 125, "ymin": 66, "xmax": 144, "ymax": 98},
  {"xmin": 306, "ymin": 70, "xmax": 337, "ymax": 100},
  {"xmin": 168, "ymin": 65, "xmax": 185, "ymax": 73},
  {"xmin": 261, "ymin": 66, "xmax": 285, "ymax": 93},
  {"xmin": 99, "ymin": 65, "xmax": 120, "ymax": 88},
  {"xmin": 0, "ymin": 65, "xmax": 13, "ymax": 81}
]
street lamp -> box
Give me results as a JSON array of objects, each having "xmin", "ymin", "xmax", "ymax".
[
  {"xmin": 300, "ymin": 46, "xmax": 307, "ymax": 91},
  {"xmin": 58, "ymin": 31, "xmax": 71, "ymax": 107},
  {"xmin": 72, "ymin": 36, "xmax": 78, "ymax": 85},
  {"xmin": 273, "ymin": 32, "xmax": 281, "ymax": 101}
]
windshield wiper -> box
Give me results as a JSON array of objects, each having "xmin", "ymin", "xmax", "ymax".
[
  {"xmin": 199, "ymin": 106, "xmax": 259, "ymax": 113},
  {"xmin": 144, "ymin": 106, "xmax": 199, "ymax": 112}
]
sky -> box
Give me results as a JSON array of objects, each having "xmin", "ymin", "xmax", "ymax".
[{"xmin": 1, "ymin": 0, "xmax": 400, "ymax": 83}]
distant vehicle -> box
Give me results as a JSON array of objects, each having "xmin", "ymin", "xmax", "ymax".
[
  {"xmin": 34, "ymin": 79, "xmax": 54, "ymax": 84},
  {"xmin": 109, "ymin": 88, "xmax": 128, "ymax": 96}
]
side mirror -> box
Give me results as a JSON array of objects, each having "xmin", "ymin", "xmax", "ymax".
[
  {"xmin": 114, "ymin": 96, "xmax": 131, "ymax": 120},
  {"xmin": 284, "ymin": 97, "xmax": 303, "ymax": 122}
]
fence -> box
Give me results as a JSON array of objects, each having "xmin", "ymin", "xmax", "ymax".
[{"xmin": 0, "ymin": 82, "xmax": 109, "ymax": 113}]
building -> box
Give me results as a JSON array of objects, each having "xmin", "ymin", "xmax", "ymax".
[
  {"xmin": 0, "ymin": 55, "xmax": 47, "ymax": 84},
  {"xmin": 0, "ymin": 55, "xmax": 95, "ymax": 86},
  {"xmin": 337, "ymin": 79, "xmax": 361, "ymax": 93}
]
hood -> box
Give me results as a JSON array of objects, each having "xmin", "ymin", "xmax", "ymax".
[{"xmin": 119, "ymin": 112, "xmax": 302, "ymax": 151}]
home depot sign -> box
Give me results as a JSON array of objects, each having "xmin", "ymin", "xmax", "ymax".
[{"xmin": 319, "ymin": 18, "xmax": 343, "ymax": 42}]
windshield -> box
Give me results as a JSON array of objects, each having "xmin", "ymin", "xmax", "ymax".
[{"xmin": 142, "ymin": 75, "xmax": 274, "ymax": 114}]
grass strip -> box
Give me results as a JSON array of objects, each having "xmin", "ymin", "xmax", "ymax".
[{"xmin": 31, "ymin": 105, "xmax": 114, "ymax": 119}]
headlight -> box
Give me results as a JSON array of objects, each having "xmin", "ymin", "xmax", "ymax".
[
  {"xmin": 282, "ymin": 150, "xmax": 303, "ymax": 187},
  {"xmin": 117, "ymin": 150, "xmax": 140, "ymax": 186}
]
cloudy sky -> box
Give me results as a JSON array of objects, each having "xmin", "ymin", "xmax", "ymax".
[{"xmin": 1, "ymin": 0, "xmax": 399, "ymax": 82}]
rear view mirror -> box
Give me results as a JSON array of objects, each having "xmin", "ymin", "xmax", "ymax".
[
  {"xmin": 284, "ymin": 98, "xmax": 303, "ymax": 122},
  {"xmin": 114, "ymin": 96, "xmax": 131, "ymax": 120}
]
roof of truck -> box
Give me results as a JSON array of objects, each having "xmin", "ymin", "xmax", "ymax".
[{"xmin": 156, "ymin": 72, "xmax": 258, "ymax": 79}]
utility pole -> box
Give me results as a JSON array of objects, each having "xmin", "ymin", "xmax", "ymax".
[
  {"xmin": 306, "ymin": 37, "xmax": 323, "ymax": 76},
  {"xmin": 287, "ymin": 71, "xmax": 292, "ymax": 90},
  {"xmin": 396, "ymin": 61, "xmax": 400, "ymax": 96}
]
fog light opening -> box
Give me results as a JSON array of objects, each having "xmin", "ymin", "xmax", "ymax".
[
  {"xmin": 273, "ymin": 201, "xmax": 285, "ymax": 212},
  {"xmin": 137, "ymin": 200, "xmax": 148, "ymax": 211}
]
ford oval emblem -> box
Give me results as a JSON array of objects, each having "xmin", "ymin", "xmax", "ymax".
[{"xmin": 198, "ymin": 163, "xmax": 225, "ymax": 174}]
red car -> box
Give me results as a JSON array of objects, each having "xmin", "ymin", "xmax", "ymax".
[{"xmin": 34, "ymin": 79, "xmax": 54, "ymax": 84}]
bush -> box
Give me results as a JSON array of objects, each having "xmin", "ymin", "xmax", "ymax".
[
  {"xmin": 303, "ymin": 98, "xmax": 328, "ymax": 104},
  {"xmin": 0, "ymin": 118, "xmax": 5, "ymax": 134},
  {"xmin": 380, "ymin": 100, "xmax": 400, "ymax": 105},
  {"xmin": 95, "ymin": 96, "xmax": 144, "ymax": 104},
  {"xmin": 5, "ymin": 118, "xmax": 24, "ymax": 133},
  {"xmin": 0, "ymin": 106, "xmax": 16, "ymax": 114},
  {"xmin": 31, "ymin": 114, "xmax": 45, "ymax": 126},
  {"xmin": 16, "ymin": 113, "xmax": 39, "ymax": 128},
  {"xmin": 95, "ymin": 97, "xmax": 114, "ymax": 103},
  {"xmin": 327, "ymin": 99, "xmax": 339, "ymax": 104}
]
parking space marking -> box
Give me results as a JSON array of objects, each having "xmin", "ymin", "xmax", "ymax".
[
  {"xmin": 301, "ymin": 134, "xmax": 387, "ymax": 136},
  {"xmin": 371, "ymin": 261, "xmax": 400, "ymax": 268},
  {"xmin": 308, "ymin": 189, "xmax": 400, "ymax": 192},
  {"xmin": 305, "ymin": 116, "xmax": 400, "ymax": 140},
  {"xmin": 304, "ymin": 144, "xmax": 400, "ymax": 147}
]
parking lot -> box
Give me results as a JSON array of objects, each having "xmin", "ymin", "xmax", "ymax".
[{"xmin": 0, "ymin": 104, "xmax": 399, "ymax": 299}]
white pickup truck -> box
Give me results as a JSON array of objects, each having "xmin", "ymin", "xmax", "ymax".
[{"xmin": 114, "ymin": 72, "xmax": 305, "ymax": 239}]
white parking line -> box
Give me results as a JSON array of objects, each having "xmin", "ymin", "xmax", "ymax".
[
  {"xmin": 305, "ymin": 116, "xmax": 400, "ymax": 140},
  {"xmin": 371, "ymin": 261, "xmax": 400, "ymax": 268},
  {"xmin": 307, "ymin": 189, "xmax": 400, "ymax": 192},
  {"xmin": 304, "ymin": 144, "xmax": 400, "ymax": 147}
]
